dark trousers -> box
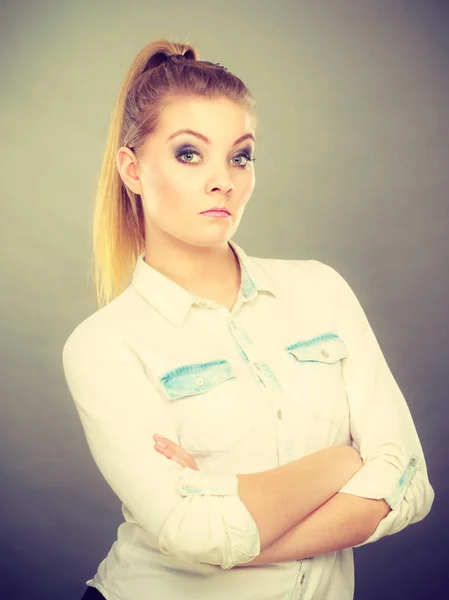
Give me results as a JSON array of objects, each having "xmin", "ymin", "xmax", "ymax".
[{"xmin": 80, "ymin": 586, "xmax": 106, "ymax": 599}]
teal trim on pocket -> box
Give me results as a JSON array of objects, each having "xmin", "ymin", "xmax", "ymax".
[
  {"xmin": 286, "ymin": 333, "xmax": 348, "ymax": 364},
  {"xmin": 385, "ymin": 454, "xmax": 419, "ymax": 510},
  {"xmin": 160, "ymin": 360, "xmax": 235, "ymax": 400}
]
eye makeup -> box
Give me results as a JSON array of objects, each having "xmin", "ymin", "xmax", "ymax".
[{"xmin": 174, "ymin": 144, "xmax": 256, "ymax": 168}]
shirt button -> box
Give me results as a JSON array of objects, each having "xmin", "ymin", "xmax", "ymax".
[
  {"xmin": 277, "ymin": 409, "xmax": 283, "ymax": 420},
  {"xmin": 196, "ymin": 377, "xmax": 204, "ymax": 386},
  {"xmin": 410, "ymin": 457, "xmax": 417, "ymax": 467},
  {"xmin": 321, "ymin": 349, "xmax": 330, "ymax": 358}
]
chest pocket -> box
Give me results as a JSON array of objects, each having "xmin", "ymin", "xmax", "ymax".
[
  {"xmin": 285, "ymin": 333, "xmax": 350, "ymax": 449},
  {"xmin": 286, "ymin": 334, "xmax": 348, "ymax": 365},
  {"xmin": 159, "ymin": 360, "xmax": 254, "ymax": 454}
]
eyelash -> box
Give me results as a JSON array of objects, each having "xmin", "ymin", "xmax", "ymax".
[{"xmin": 175, "ymin": 147, "xmax": 256, "ymax": 169}]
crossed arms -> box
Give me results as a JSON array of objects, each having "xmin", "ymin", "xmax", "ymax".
[{"xmin": 62, "ymin": 263, "xmax": 434, "ymax": 569}]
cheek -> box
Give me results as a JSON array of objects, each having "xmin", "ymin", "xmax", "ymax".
[
  {"xmin": 242, "ymin": 170, "xmax": 255, "ymax": 195},
  {"xmin": 237, "ymin": 174, "xmax": 255, "ymax": 207},
  {"xmin": 159, "ymin": 166, "xmax": 200, "ymax": 204},
  {"xmin": 141, "ymin": 169, "xmax": 190, "ymax": 217}
]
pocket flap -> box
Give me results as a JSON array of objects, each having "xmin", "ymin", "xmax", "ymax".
[
  {"xmin": 286, "ymin": 333, "xmax": 348, "ymax": 363},
  {"xmin": 160, "ymin": 360, "xmax": 235, "ymax": 400}
]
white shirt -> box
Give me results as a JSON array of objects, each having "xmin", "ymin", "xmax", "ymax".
[{"xmin": 62, "ymin": 240, "xmax": 434, "ymax": 600}]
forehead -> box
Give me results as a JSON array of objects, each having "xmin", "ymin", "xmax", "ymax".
[{"xmin": 156, "ymin": 96, "xmax": 254, "ymax": 139}]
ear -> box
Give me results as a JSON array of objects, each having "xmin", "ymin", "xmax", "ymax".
[{"xmin": 116, "ymin": 146, "xmax": 142, "ymax": 195}]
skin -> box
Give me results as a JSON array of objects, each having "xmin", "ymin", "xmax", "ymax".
[
  {"xmin": 153, "ymin": 434, "xmax": 199, "ymax": 470},
  {"xmin": 116, "ymin": 95, "xmax": 257, "ymax": 309}
]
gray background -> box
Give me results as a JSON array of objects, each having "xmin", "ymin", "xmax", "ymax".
[{"xmin": 1, "ymin": 1, "xmax": 447, "ymax": 598}]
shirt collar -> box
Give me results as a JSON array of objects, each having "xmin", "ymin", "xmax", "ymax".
[{"xmin": 131, "ymin": 239, "xmax": 277, "ymax": 326}]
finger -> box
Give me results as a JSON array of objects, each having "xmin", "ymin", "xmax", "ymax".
[
  {"xmin": 154, "ymin": 441, "xmax": 188, "ymax": 468},
  {"xmin": 153, "ymin": 433, "xmax": 172, "ymax": 442},
  {"xmin": 154, "ymin": 439, "xmax": 175, "ymax": 457},
  {"xmin": 152, "ymin": 434, "xmax": 198, "ymax": 471},
  {"xmin": 154, "ymin": 436, "xmax": 177, "ymax": 454},
  {"xmin": 154, "ymin": 439, "xmax": 168, "ymax": 452},
  {"xmin": 153, "ymin": 435, "xmax": 182, "ymax": 456}
]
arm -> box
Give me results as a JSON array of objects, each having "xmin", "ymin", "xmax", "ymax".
[
  {"xmin": 238, "ymin": 493, "xmax": 391, "ymax": 566},
  {"xmin": 234, "ymin": 261, "xmax": 434, "ymax": 567},
  {"xmin": 243, "ymin": 263, "xmax": 435, "ymax": 565},
  {"xmin": 62, "ymin": 322, "xmax": 361, "ymax": 569},
  {"xmin": 235, "ymin": 445, "xmax": 363, "ymax": 550},
  {"xmin": 153, "ymin": 435, "xmax": 379, "ymax": 565},
  {"xmin": 63, "ymin": 323, "xmax": 255, "ymax": 569},
  {"xmin": 244, "ymin": 262, "xmax": 435, "ymax": 566},
  {"xmin": 319, "ymin": 262, "xmax": 434, "ymax": 546}
]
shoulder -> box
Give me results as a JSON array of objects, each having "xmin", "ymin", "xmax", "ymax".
[
  {"xmin": 247, "ymin": 253, "xmax": 351, "ymax": 295},
  {"xmin": 62, "ymin": 286, "xmax": 140, "ymax": 365},
  {"xmin": 247, "ymin": 254, "xmax": 368, "ymax": 336}
]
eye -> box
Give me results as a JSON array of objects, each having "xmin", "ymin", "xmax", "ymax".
[
  {"xmin": 176, "ymin": 148, "xmax": 201, "ymax": 164},
  {"xmin": 232, "ymin": 151, "xmax": 255, "ymax": 169},
  {"xmin": 175, "ymin": 146, "xmax": 256, "ymax": 168}
]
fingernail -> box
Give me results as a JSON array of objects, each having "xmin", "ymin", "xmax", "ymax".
[
  {"xmin": 154, "ymin": 433, "xmax": 163, "ymax": 438},
  {"xmin": 156, "ymin": 440, "xmax": 166, "ymax": 448}
]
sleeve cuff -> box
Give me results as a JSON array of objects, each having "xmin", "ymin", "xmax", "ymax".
[
  {"xmin": 385, "ymin": 455, "xmax": 419, "ymax": 509},
  {"xmin": 338, "ymin": 454, "xmax": 419, "ymax": 510},
  {"xmin": 176, "ymin": 467, "xmax": 240, "ymax": 496},
  {"xmin": 158, "ymin": 468, "xmax": 261, "ymax": 569}
]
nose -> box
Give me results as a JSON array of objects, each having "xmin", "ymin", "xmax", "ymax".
[{"xmin": 207, "ymin": 166, "xmax": 235, "ymax": 195}]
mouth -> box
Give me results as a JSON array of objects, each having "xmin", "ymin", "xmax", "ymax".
[
  {"xmin": 200, "ymin": 207, "xmax": 231, "ymax": 216},
  {"xmin": 200, "ymin": 210, "xmax": 231, "ymax": 218}
]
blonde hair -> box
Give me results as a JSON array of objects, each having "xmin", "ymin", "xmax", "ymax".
[{"xmin": 91, "ymin": 38, "xmax": 257, "ymax": 308}]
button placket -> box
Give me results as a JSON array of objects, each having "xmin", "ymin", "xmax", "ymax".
[
  {"xmin": 229, "ymin": 319, "xmax": 260, "ymax": 369},
  {"xmin": 276, "ymin": 402, "xmax": 292, "ymax": 464},
  {"xmin": 228, "ymin": 316, "xmax": 292, "ymax": 465},
  {"xmin": 256, "ymin": 365, "xmax": 291, "ymax": 465}
]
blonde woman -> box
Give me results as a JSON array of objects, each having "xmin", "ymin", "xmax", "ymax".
[{"xmin": 62, "ymin": 39, "xmax": 434, "ymax": 600}]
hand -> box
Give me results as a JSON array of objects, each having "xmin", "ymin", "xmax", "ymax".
[{"xmin": 153, "ymin": 433, "xmax": 200, "ymax": 471}]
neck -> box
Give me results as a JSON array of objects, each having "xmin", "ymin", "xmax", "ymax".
[{"xmin": 143, "ymin": 231, "xmax": 240, "ymax": 299}]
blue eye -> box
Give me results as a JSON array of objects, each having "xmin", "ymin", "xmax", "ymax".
[
  {"xmin": 175, "ymin": 147, "xmax": 256, "ymax": 169},
  {"xmin": 232, "ymin": 151, "xmax": 255, "ymax": 168},
  {"xmin": 177, "ymin": 149, "xmax": 199, "ymax": 163}
]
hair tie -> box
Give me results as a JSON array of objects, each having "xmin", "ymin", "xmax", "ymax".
[{"xmin": 166, "ymin": 53, "xmax": 227, "ymax": 70}]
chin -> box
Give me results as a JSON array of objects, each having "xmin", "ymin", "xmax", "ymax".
[
  {"xmin": 181, "ymin": 230, "xmax": 235, "ymax": 249},
  {"xmin": 161, "ymin": 218, "xmax": 240, "ymax": 248}
]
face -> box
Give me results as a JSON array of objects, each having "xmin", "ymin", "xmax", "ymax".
[{"xmin": 116, "ymin": 96, "xmax": 256, "ymax": 249}]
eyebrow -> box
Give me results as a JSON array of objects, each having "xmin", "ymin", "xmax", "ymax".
[{"xmin": 167, "ymin": 129, "xmax": 255, "ymax": 147}]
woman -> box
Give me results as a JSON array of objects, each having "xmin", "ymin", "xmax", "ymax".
[{"xmin": 62, "ymin": 38, "xmax": 434, "ymax": 600}]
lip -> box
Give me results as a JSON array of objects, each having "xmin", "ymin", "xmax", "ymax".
[{"xmin": 200, "ymin": 207, "xmax": 231, "ymax": 216}]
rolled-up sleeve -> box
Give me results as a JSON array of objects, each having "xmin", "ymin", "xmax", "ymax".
[
  {"xmin": 319, "ymin": 262, "xmax": 435, "ymax": 545},
  {"xmin": 62, "ymin": 323, "xmax": 260, "ymax": 569}
]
